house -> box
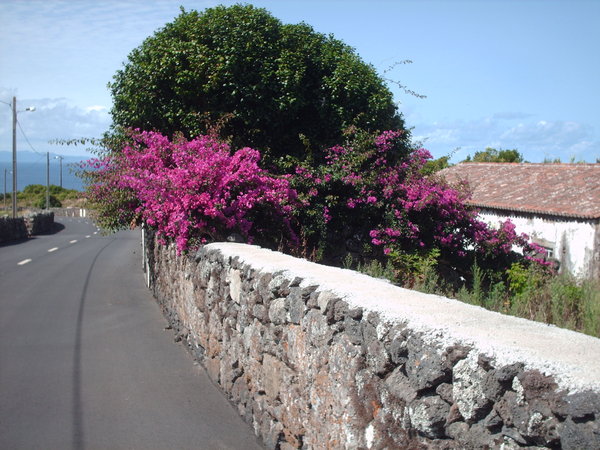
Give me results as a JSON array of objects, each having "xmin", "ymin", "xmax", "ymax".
[{"xmin": 440, "ymin": 163, "xmax": 600, "ymax": 279}]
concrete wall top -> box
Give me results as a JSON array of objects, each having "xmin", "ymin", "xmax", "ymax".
[{"xmin": 206, "ymin": 242, "xmax": 600, "ymax": 394}]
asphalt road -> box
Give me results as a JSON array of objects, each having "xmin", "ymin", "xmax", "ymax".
[{"xmin": 0, "ymin": 217, "xmax": 263, "ymax": 450}]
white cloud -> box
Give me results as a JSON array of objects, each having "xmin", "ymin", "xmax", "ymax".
[
  {"xmin": 409, "ymin": 115, "xmax": 599, "ymax": 163},
  {"xmin": 499, "ymin": 120, "xmax": 596, "ymax": 159},
  {"xmin": 0, "ymin": 90, "xmax": 110, "ymax": 156},
  {"xmin": 501, "ymin": 120, "xmax": 593, "ymax": 148},
  {"xmin": 85, "ymin": 105, "xmax": 108, "ymax": 113},
  {"xmin": 492, "ymin": 112, "xmax": 534, "ymax": 120}
]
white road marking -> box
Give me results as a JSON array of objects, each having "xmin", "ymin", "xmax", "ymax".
[
  {"xmin": 48, "ymin": 247, "xmax": 59, "ymax": 253},
  {"xmin": 18, "ymin": 259, "xmax": 32, "ymax": 266},
  {"xmin": 70, "ymin": 240, "xmax": 77, "ymax": 244}
]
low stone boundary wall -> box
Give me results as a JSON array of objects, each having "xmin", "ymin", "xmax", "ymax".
[
  {"xmin": 0, "ymin": 217, "xmax": 28, "ymax": 243},
  {"xmin": 145, "ymin": 235, "xmax": 600, "ymax": 449},
  {"xmin": 0, "ymin": 212, "xmax": 55, "ymax": 243},
  {"xmin": 25, "ymin": 212, "xmax": 54, "ymax": 235}
]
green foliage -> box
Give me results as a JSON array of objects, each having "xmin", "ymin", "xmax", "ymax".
[
  {"xmin": 342, "ymin": 254, "xmax": 396, "ymax": 281},
  {"xmin": 17, "ymin": 184, "xmax": 80, "ymax": 209},
  {"xmin": 506, "ymin": 262, "xmax": 530, "ymax": 295},
  {"xmin": 542, "ymin": 156, "xmax": 598, "ymax": 164},
  {"xmin": 464, "ymin": 147, "xmax": 525, "ymax": 163},
  {"xmin": 34, "ymin": 195, "xmax": 61, "ymax": 209},
  {"xmin": 543, "ymin": 157, "xmax": 562, "ymax": 163},
  {"xmin": 505, "ymin": 262, "xmax": 549, "ymax": 319},
  {"xmin": 420, "ymin": 155, "xmax": 451, "ymax": 175},
  {"xmin": 108, "ymin": 4, "xmax": 405, "ymax": 165},
  {"xmin": 543, "ymin": 156, "xmax": 600, "ymax": 164},
  {"xmin": 289, "ymin": 128, "xmax": 428, "ymax": 267},
  {"xmin": 471, "ymin": 260, "xmax": 485, "ymax": 304},
  {"xmin": 549, "ymin": 278, "xmax": 584, "ymax": 328},
  {"xmin": 21, "ymin": 184, "xmax": 46, "ymax": 196},
  {"xmin": 435, "ymin": 260, "xmax": 600, "ymax": 338},
  {"xmin": 581, "ymin": 280, "xmax": 600, "ymax": 337},
  {"xmin": 387, "ymin": 247, "xmax": 441, "ymax": 288},
  {"xmin": 356, "ymin": 259, "xmax": 396, "ymax": 281},
  {"xmin": 455, "ymin": 260, "xmax": 505, "ymax": 309}
]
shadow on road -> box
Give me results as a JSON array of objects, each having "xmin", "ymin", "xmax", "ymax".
[
  {"xmin": 72, "ymin": 236, "xmax": 116, "ymax": 450},
  {"xmin": 38, "ymin": 221, "xmax": 66, "ymax": 235},
  {"xmin": 0, "ymin": 222, "xmax": 66, "ymax": 248},
  {"xmin": 0, "ymin": 237, "xmax": 29, "ymax": 248}
]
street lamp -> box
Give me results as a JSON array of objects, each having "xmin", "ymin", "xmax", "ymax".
[{"xmin": 11, "ymin": 96, "xmax": 35, "ymax": 218}]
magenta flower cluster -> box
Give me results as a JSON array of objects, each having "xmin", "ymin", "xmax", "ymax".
[
  {"xmin": 86, "ymin": 130, "xmax": 297, "ymax": 253},
  {"xmin": 290, "ymin": 129, "xmax": 543, "ymax": 268},
  {"xmin": 85, "ymin": 128, "xmax": 545, "ymax": 274}
]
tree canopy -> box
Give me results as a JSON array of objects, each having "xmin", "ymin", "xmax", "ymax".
[
  {"xmin": 108, "ymin": 4, "xmax": 406, "ymax": 165},
  {"xmin": 463, "ymin": 147, "xmax": 525, "ymax": 163}
]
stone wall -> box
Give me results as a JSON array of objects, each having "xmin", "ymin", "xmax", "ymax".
[
  {"xmin": 25, "ymin": 212, "xmax": 54, "ymax": 235},
  {"xmin": 0, "ymin": 217, "xmax": 28, "ymax": 243},
  {"xmin": 0, "ymin": 212, "xmax": 55, "ymax": 244},
  {"xmin": 145, "ymin": 234, "xmax": 600, "ymax": 449}
]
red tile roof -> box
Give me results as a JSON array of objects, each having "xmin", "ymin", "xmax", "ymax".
[{"xmin": 440, "ymin": 163, "xmax": 600, "ymax": 219}]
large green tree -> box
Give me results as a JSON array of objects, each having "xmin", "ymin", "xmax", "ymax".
[{"xmin": 109, "ymin": 4, "xmax": 406, "ymax": 165}]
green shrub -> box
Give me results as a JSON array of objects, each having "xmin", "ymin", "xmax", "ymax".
[
  {"xmin": 389, "ymin": 247, "xmax": 441, "ymax": 289},
  {"xmin": 34, "ymin": 195, "xmax": 61, "ymax": 209},
  {"xmin": 356, "ymin": 259, "xmax": 396, "ymax": 281},
  {"xmin": 18, "ymin": 184, "xmax": 78, "ymax": 209}
]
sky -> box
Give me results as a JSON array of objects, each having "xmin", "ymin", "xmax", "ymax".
[{"xmin": 1, "ymin": 0, "xmax": 599, "ymax": 164}]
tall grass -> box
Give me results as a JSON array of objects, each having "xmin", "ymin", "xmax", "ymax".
[
  {"xmin": 448, "ymin": 262, "xmax": 600, "ymax": 338},
  {"xmin": 346, "ymin": 253, "xmax": 600, "ymax": 338}
]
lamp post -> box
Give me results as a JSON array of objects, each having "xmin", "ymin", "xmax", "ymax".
[
  {"xmin": 11, "ymin": 96, "xmax": 35, "ymax": 218},
  {"xmin": 11, "ymin": 97, "xmax": 15, "ymax": 217},
  {"xmin": 46, "ymin": 152, "xmax": 50, "ymax": 210},
  {"xmin": 3, "ymin": 168, "xmax": 7, "ymax": 213},
  {"xmin": 54, "ymin": 155, "xmax": 64, "ymax": 188}
]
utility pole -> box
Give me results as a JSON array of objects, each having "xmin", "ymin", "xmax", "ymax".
[
  {"xmin": 10, "ymin": 97, "xmax": 35, "ymax": 217},
  {"xmin": 55, "ymin": 155, "xmax": 64, "ymax": 188},
  {"xmin": 46, "ymin": 152, "xmax": 50, "ymax": 210},
  {"xmin": 12, "ymin": 97, "xmax": 17, "ymax": 218},
  {"xmin": 59, "ymin": 156, "xmax": 63, "ymax": 188},
  {"xmin": 3, "ymin": 168, "xmax": 6, "ymax": 213}
]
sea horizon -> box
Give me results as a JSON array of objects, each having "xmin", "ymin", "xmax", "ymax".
[{"xmin": 0, "ymin": 161, "xmax": 85, "ymax": 192}]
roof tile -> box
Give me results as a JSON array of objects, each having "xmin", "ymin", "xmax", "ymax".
[{"xmin": 440, "ymin": 163, "xmax": 600, "ymax": 219}]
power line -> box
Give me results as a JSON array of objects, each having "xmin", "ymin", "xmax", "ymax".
[
  {"xmin": 2, "ymin": 98, "xmax": 43, "ymax": 155},
  {"xmin": 16, "ymin": 117, "xmax": 43, "ymax": 155}
]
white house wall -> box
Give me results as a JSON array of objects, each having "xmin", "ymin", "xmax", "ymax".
[{"xmin": 478, "ymin": 210, "xmax": 598, "ymax": 278}]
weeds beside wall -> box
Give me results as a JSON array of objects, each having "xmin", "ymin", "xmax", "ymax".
[{"xmin": 144, "ymin": 232, "xmax": 600, "ymax": 449}]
